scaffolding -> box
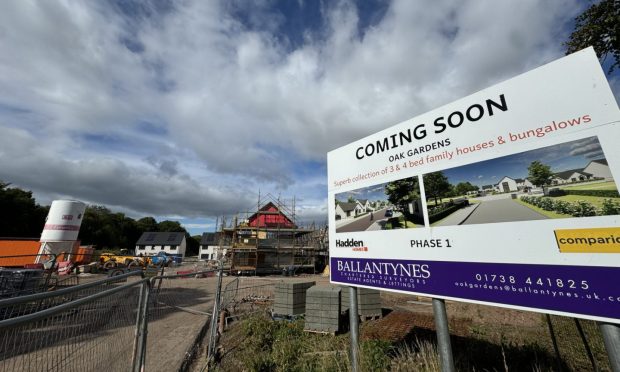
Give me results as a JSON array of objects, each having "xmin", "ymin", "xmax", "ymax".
[{"xmin": 219, "ymin": 192, "xmax": 328, "ymax": 275}]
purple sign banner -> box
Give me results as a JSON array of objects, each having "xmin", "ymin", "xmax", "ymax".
[{"xmin": 330, "ymin": 257, "xmax": 620, "ymax": 323}]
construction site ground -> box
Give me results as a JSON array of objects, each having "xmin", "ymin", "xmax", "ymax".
[
  {"xmin": 194, "ymin": 273, "xmax": 609, "ymax": 372},
  {"xmin": 70, "ymin": 267, "xmax": 608, "ymax": 371}
]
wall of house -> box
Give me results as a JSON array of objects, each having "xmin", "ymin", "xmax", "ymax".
[
  {"xmin": 335, "ymin": 205, "xmax": 354, "ymax": 220},
  {"xmin": 136, "ymin": 242, "xmax": 185, "ymax": 257},
  {"xmin": 248, "ymin": 206, "xmax": 294, "ymax": 228},
  {"xmin": 584, "ymin": 162, "xmax": 613, "ymax": 180},
  {"xmin": 498, "ymin": 177, "xmax": 518, "ymax": 192},
  {"xmin": 200, "ymin": 244, "xmax": 220, "ymax": 260}
]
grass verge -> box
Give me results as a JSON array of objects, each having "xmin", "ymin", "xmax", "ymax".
[{"xmin": 559, "ymin": 181, "xmax": 617, "ymax": 191}]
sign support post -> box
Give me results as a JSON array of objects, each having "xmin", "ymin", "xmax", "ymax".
[
  {"xmin": 432, "ymin": 298, "xmax": 455, "ymax": 372},
  {"xmin": 598, "ymin": 322, "xmax": 620, "ymax": 372},
  {"xmin": 349, "ymin": 286, "xmax": 360, "ymax": 372}
]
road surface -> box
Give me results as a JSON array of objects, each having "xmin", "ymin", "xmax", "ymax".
[
  {"xmin": 461, "ymin": 197, "xmax": 547, "ymax": 225},
  {"xmin": 336, "ymin": 207, "xmax": 389, "ymax": 232}
]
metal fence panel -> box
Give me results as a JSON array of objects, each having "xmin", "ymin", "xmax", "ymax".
[{"xmin": 0, "ymin": 278, "xmax": 146, "ymax": 372}]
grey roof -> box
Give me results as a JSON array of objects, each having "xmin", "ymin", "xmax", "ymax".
[
  {"xmin": 554, "ymin": 169, "xmax": 593, "ymax": 180},
  {"xmin": 514, "ymin": 178, "xmax": 525, "ymax": 183},
  {"xmin": 357, "ymin": 199, "xmax": 368, "ymax": 205},
  {"xmin": 200, "ymin": 232, "xmax": 220, "ymax": 245},
  {"xmin": 590, "ymin": 158, "xmax": 608, "ymax": 166},
  {"xmin": 481, "ymin": 185, "xmax": 494, "ymax": 190},
  {"xmin": 136, "ymin": 232, "xmax": 185, "ymax": 246},
  {"xmin": 338, "ymin": 202, "xmax": 358, "ymax": 212}
]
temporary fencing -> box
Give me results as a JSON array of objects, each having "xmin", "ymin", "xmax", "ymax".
[
  {"xmin": 0, "ymin": 271, "xmax": 145, "ymax": 371},
  {"xmin": 0, "ymin": 264, "xmax": 227, "ymax": 372}
]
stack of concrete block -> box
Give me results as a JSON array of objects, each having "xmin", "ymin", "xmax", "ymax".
[
  {"xmin": 304, "ymin": 285, "xmax": 341, "ymax": 334},
  {"xmin": 272, "ymin": 281, "xmax": 315, "ymax": 316},
  {"xmin": 341, "ymin": 287, "xmax": 382, "ymax": 320}
]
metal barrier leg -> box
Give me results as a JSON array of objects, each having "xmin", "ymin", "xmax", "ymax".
[
  {"xmin": 349, "ymin": 286, "xmax": 359, "ymax": 372},
  {"xmin": 432, "ymin": 298, "xmax": 455, "ymax": 372},
  {"xmin": 207, "ymin": 264, "xmax": 224, "ymax": 364},
  {"xmin": 132, "ymin": 280, "xmax": 150, "ymax": 372},
  {"xmin": 599, "ymin": 322, "xmax": 620, "ymax": 372}
]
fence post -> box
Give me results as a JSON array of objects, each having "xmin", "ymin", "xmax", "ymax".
[
  {"xmin": 349, "ymin": 286, "xmax": 360, "ymax": 372},
  {"xmin": 599, "ymin": 322, "xmax": 620, "ymax": 372},
  {"xmin": 132, "ymin": 280, "xmax": 150, "ymax": 372},
  {"xmin": 207, "ymin": 262, "xmax": 224, "ymax": 364},
  {"xmin": 546, "ymin": 314, "xmax": 563, "ymax": 372},
  {"xmin": 574, "ymin": 318, "xmax": 598, "ymax": 372},
  {"xmin": 432, "ymin": 298, "xmax": 455, "ymax": 372}
]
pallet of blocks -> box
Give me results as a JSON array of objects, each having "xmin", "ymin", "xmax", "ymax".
[
  {"xmin": 341, "ymin": 286, "xmax": 382, "ymax": 321},
  {"xmin": 304, "ymin": 285, "xmax": 341, "ymax": 335},
  {"xmin": 272, "ymin": 281, "xmax": 315, "ymax": 317}
]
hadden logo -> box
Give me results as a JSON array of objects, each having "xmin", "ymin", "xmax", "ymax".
[
  {"xmin": 336, "ymin": 239, "xmax": 364, "ymax": 248},
  {"xmin": 335, "ymin": 239, "xmax": 368, "ymax": 251}
]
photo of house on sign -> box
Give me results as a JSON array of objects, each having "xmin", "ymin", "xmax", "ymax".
[
  {"xmin": 428, "ymin": 136, "xmax": 619, "ymax": 226},
  {"xmin": 335, "ymin": 175, "xmax": 424, "ymax": 233}
]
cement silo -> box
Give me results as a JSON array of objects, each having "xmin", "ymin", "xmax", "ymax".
[{"xmin": 38, "ymin": 200, "xmax": 86, "ymax": 258}]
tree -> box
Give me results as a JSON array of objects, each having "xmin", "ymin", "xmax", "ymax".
[
  {"xmin": 0, "ymin": 181, "xmax": 47, "ymax": 237},
  {"xmin": 527, "ymin": 161, "xmax": 554, "ymax": 187},
  {"xmin": 347, "ymin": 196, "xmax": 355, "ymax": 203},
  {"xmin": 454, "ymin": 182, "xmax": 478, "ymax": 196},
  {"xmin": 157, "ymin": 220, "xmax": 186, "ymax": 232},
  {"xmin": 136, "ymin": 217, "xmax": 158, "ymax": 232},
  {"xmin": 565, "ymin": 0, "xmax": 620, "ymax": 74},
  {"xmin": 384, "ymin": 177, "xmax": 420, "ymax": 216},
  {"xmin": 423, "ymin": 172, "xmax": 452, "ymax": 205}
]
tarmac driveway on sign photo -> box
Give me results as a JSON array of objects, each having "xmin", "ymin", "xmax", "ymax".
[
  {"xmin": 461, "ymin": 195, "xmax": 548, "ymax": 225},
  {"xmin": 337, "ymin": 207, "xmax": 388, "ymax": 232}
]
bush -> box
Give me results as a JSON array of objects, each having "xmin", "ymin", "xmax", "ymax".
[
  {"xmin": 564, "ymin": 189, "xmax": 620, "ymax": 198},
  {"xmin": 553, "ymin": 200, "xmax": 573, "ymax": 215},
  {"xmin": 571, "ymin": 200, "xmax": 597, "ymax": 217},
  {"xmin": 538, "ymin": 198, "xmax": 554, "ymax": 211},
  {"xmin": 601, "ymin": 198, "xmax": 620, "ymax": 215}
]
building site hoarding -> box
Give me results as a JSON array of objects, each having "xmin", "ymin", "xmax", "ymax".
[{"xmin": 328, "ymin": 47, "xmax": 620, "ymax": 323}]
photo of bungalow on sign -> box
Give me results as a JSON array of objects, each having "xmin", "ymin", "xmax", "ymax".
[
  {"xmin": 428, "ymin": 136, "xmax": 619, "ymax": 227},
  {"xmin": 335, "ymin": 175, "xmax": 423, "ymax": 233}
]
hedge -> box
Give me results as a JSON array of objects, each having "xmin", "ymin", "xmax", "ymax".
[
  {"xmin": 429, "ymin": 203, "xmax": 464, "ymax": 223},
  {"xmin": 563, "ymin": 189, "xmax": 620, "ymax": 198}
]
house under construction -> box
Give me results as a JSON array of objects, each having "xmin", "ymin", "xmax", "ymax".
[{"xmin": 218, "ymin": 193, "xmax": 328, "ymax": 275}]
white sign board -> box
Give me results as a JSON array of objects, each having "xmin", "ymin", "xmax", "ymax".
[{"xmin": 328, "ymin": 48, "xmax": 620, "ymax": 323}]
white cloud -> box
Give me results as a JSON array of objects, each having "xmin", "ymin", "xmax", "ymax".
[{"xmin": 0, "ymin": 0, "xmax": 594, "ymax": 225}]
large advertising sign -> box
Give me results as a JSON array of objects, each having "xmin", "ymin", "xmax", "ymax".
[{"xmin": 327, "ymin": 48, "xmax": 620, "ymax": 323}]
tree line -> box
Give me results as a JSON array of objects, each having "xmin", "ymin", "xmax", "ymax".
[{"xmin": 0, "ymin": 181, "xmax": 200, "ymax": 254}]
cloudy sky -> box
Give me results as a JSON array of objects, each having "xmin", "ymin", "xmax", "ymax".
[{"xmin": 1, "ymin": 0, "xmax": 618, "ymax": 235}]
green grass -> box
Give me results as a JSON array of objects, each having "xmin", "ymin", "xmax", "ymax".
[
  {"xmin": 385, "ymin": 215, "xmax": 419, "ymax": 229},
  {"xmin": 218, "ymin": 311, "xmax": 606, "ymax": 372},
  {"xmin": 559, "ymin": 181, "xmax": 617, "ymax": 191},
  {"xmin": 513, "ymin": 199, "xmax": 572, "ymax": 219}
]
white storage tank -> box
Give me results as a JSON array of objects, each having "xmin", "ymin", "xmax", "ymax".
[{"xmin": 40, "ymin": 200, "xmax": 87, "ymax": 242}]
